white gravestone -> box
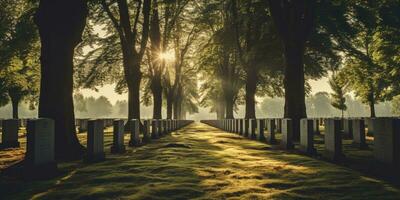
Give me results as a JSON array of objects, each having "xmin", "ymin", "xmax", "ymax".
[
  {"xmin": 300, "ymin": 119, "xmax": 316, "ymax": 154},
  {"xmin": 266, "ymin": 119, "xmax": 276, "ymax": 144},
  {"xmin": 324, "ymin": 119, "xmax": 344, "ymax": 161},
  {"xmin": 26, "ymin": 118, "xmax": 56, "ymax": 170},
  {"xmin": 372, "ymin": 118, "xmax": 400, "ymax": 167},
  {"xmin": 282, "ymin": 119, "xmax": 294, "ymax": 150},
  {"xmin": 352, "ymin": 119, "xmax": 367, "ymax": 149},
  {"xmin": 256, "ymin": 119, "xmax": 265, "ymax": 141}
]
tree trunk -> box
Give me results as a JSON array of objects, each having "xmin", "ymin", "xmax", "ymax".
[
  {"xmin": 150, "ymin": 0, "xmax": 162, "ymax": 119},
  {"xmin": 225, "ymin": 98, "xmax": 234, "ymax": 119},
  {"xmin": 151, "ymin": 79, "xmax": 162, "ymax": 119},
  {"xmin": 268, "ymin": 0, "xmax": 314, "ymax": 141},
  {"xmin": 8, "ymin": 90, "xmax": 20, "ymax": 119},
  {"xmin": 35, "ymin": 0, "xmax": 87, "ymax": 160},
  {"xmin": 127, "ymin": 68, "xmax": 142, "ymax": 121},
  {"xmin": 283, "ymin": 42, "xmax": 307, "ymax": 141},
  {"xmin": 369, "ymin": 101, "xmax": 376, "ymax": 118},
  {"xmin": 245, "ymin": 68, "xmax": 257, "ymax": 119},
  {"xmin": 10, "ymin": 96, "xmax": 19, "ymax": 119},
  {"xmin": 166, "ymin": 93, "xmax": 173, "ymax": 119}
]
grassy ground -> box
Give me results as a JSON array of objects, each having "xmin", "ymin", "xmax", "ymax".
[{"xmin": 1, "ymin": 123, "xmax": 400, "ymax": 199}]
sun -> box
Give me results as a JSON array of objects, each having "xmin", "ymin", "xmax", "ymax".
[{"xmin": 158, "ymin": 51, "xmax": 175, "ymax": 62}]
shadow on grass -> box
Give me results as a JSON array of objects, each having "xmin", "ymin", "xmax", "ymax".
[{"xmin": 0, "ymin": 123, "xmax": 399, "ymax": 199}]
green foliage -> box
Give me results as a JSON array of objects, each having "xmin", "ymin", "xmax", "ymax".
[
  {"xmin": 329, "ymin": 75, "xmax": 347, "ymax": 114},
  {"xmin": 391, "ymin": 95, "xmax": 400, "ymax": 115},
  {"xmin": 0, "ymin": 0, "xmax": 39, "ymax": 114},
  {"xmin": 74, "ymin": 95, "xmax": 113, "ymax": 118}
]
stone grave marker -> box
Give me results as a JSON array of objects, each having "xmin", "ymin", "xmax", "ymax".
[
  {"xmin": 1, "ymin": 119, "xmax": 20, "ymax": 148},
  {"xmin": 111, "ymin": 120, "xmax": 126, "ymax": 153},
  {"xmin": 324, "ymin": 118, "xmax": 344, "ymax": 161},
  {"xmin": 372, "ymin": 118, "xmax": 400, "ymax": 166},
  {"xmin": 300, "ymin": 119, "xmax": 316, "ymax": 154},
  {"xmin": 143, "ymin": 120, "xmax": 151, "ymax": 142},
  {"xmin": 266, "ymin": 119, "xmax": 276, "ymax": 144},
  {"xmin": 256, "ymin": 119, "xmax": 265, "ymax": 141},
  {"xmin": 249, "ymin": 119, "xmax": 257, "ymax": 139},
  {"xmin": 85, "ymin": 119, "xmax": 105, "ymax": 162},
  {"xmin": 343, "ymin": 119, "xmax": 353, "ymax": 139},
  {"xmin": 26, "ymin": 118, "xmax": 57, "ymax": 171},
  {"xmin": 313, "ymin": 119, "xmax": 320, "ymax": 135},
  {"xmin": 282, "ymin": 119, "xmax": 294, "ymax": 150},
  {"xmin": 352, "ymin": 119, "xmax": 367, "ymax": 149},
  {"xmin": 151, "ymin": 120, "xmax": 159, "ymax": 139},
  {"xmin": 129, "ymin": 119, "xmax": 141, "ymax": 146}
]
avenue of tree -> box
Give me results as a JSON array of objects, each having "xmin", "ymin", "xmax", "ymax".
[{"xmin": 1, "ymin": 0, "xmax": 400, "ymax": 159}]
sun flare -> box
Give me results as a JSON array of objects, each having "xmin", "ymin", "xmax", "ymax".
[{"xmin": 158, "ymin": 51, "xmax": 175, "ymax": 62}]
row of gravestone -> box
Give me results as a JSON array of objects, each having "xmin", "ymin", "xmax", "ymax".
[
  {"xmin": 0, "ymin": 118, "xmax": 119, "ymax": 130},
  {"xmin": 201, "ymin": 117, "xmax": 399, "ymax": 167},
  {"xmin": 0, "ymin": 118, "xmax": 193, "ymax": 174}
]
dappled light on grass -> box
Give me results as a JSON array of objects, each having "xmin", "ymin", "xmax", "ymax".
[{"xmin": 1, "ymin": 123, "xmax": 400, "ymax": 199}]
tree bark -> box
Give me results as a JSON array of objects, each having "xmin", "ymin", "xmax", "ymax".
[
  {"xmin": 166, "ymin": 92, "xmax": 173, "ymax": 119},
  {"xmin": 35, "ymin": 0, "xmax": 87, "ymax": 160},
  {"xmin": 245, "ymin": 68, "xmax": 257, "ymax": 119},
  {"xmin": 268, "ymin": 0, "xmax": 314, "ymax": 141},
  {"xmin": 10, "ymin": 96, "xmax": 19, "ymax": 119},
  {"xmin": 283, "ymin": 44, "xmax": 307, "ymax": 141},
  {"xmin": 151, "ymin": 80, "xmax": 162, "ymax": 119},
  {"xmin": 369, "ymin": 101, "xmax": 376, "ymax": 118},
  {"xmin": 150, "ymin": 0, "xmax": 162, "ymax": 119},
  {"xmin": 225, "ymin": 97, "xmax": 234, "ymax": 119},
  {"xmin": 126, "ymin": 65, "xmax": 142, "ymax": 121}
]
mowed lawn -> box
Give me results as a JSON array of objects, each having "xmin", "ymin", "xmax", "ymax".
[{"xmin": 1, "ymin": 123, "xmax": 400, "ymax": 200}]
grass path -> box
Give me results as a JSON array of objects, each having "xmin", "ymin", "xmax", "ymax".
[{"xmin": 1, "ymin": 122, "xmax": 400, "ymax": 199}]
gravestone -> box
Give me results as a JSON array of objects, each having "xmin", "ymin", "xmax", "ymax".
[
  {"xmin": 366, "ymin": 117, "xmax": 375, "ymax": 136},
  {"xmin": 238, "ymin": 119, "xmax": 243, "ymax": 135},
  {"xmin": 313, "ymin": 119, "xmax": 320, "ymax": 135},
  {"xmin": 129, "ymin": 119, "xmax": 141, "ymax": 146},
  {"xmin": 275, "ymin": 118, "xmax": 282, "ymax": 133},
  {"xmin": 256, "ymin": 119, "xmax": 265, "ymax": 141},
  {"xmin": 151, "ymin": 120, "xmax": 159, "ymax": 139},
  {"xmin": 85, "ymin": 119, "xmax": 105, "ymax": 162},
  {"xmin": 266, "ymin": 119, "xmax": 276, "ymax": 144},
  {"xmin": 1, "ymin": 119, "xmax": 20, "ymax": 148},
  {"xmin": 343, "ymin": 119, "xmax": 353, "ymax": 139},
  {"xmin": 300, "ymin": 119, "xmax": 316, "ymax": 154},
  {"xmin": 244, "ymin": 119, "xmax": 249, "ymax": 137},
  {"xmin": 234, "ymin": 119, "xmax": 237, "ymax": 133},
  {"xmin": 324, "ymin": 119, "xmax": 344, "ymax": 161},
  {"xmin": 372, "ymin": 118, "xmax": 400, "ymax": 166},
  {"xmin": 161, "ymin": 120, "xmax": 167, "ymax": 135},
  {"xmin": 25, "ymin": 118, "xmax": 57, "ymax": 171},
  {"xmin": 282, "ymin": 119, "xmax": 294, "ymax": 149},
  {"xmin": 249, "ymin": 119, "xmax": 257, "ymax": 139},
  {"xmin": 143, "ymin": 120, "xmax": 151, "ymax": 142},
  {"xmin": 352, "ymin": 119, "xmax": 367, "ymax": 149},
  {"xmin": 111, "ymin": 120, "xmax": 126, "ymax": 153},
  {"xmin": 166, "ymin": 120, "xmax": 171, "ymax": 132},
  {"xmin": 157, "ymin": 120, "xmax": 163, "ymax": 137},
  {"xmin": 78, "ymin": 119, "xmax": 88, "ymax": 133},
  {"xmin": 232, "ymin": 119, "xmax": 236, "ymax": 133}
]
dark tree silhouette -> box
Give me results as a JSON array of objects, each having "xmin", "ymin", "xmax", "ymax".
[
  {"xmin": 35, "ymin": 0, "xmax": 88, "ymax": 159},
  {"xmin": 269, "ymin": 0, "xmax": 315, "ymax": 140}
]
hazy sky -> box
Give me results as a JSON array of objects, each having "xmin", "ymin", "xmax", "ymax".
[{"xmin": 79, "ymin": 78, "xmax": 332, "ymax": 105}]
